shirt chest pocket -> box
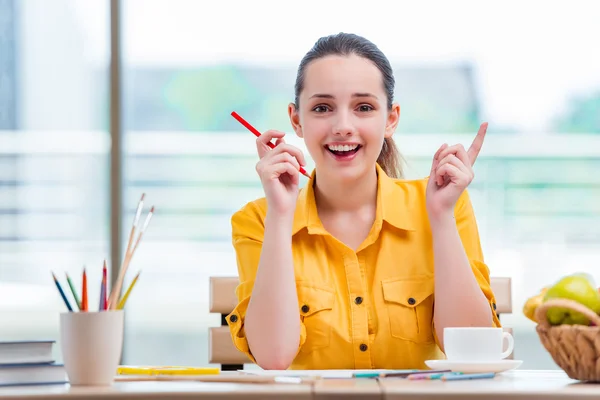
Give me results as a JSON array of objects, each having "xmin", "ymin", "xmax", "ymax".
[
  {"xmin": 297, "ymin": 284, "xmax": 336, "ymax": 354},
  {"xmin": 382, "ymin": 277, "xmax": 435, "ymax": 344}
]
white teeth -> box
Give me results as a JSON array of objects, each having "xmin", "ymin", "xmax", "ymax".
[{"xmin": 327, "ymin": 144, "xmax": 359, "ymax": 152}]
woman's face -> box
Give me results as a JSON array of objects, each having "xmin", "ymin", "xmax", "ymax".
[{"xmin": 290, "ymin": 54, "xmax": 400, "ymax": 182}]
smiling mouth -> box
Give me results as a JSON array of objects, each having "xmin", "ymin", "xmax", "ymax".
[{"xmin": 325, "ymin": 144, "xmax": 362, "ymax": 156}]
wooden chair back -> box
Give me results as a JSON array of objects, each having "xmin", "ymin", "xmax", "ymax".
[{"xmin": 209, "ymin": 276, "xmax": 513, "ymax": 369}]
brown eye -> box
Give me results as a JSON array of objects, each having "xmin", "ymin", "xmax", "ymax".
[
  {"xmin": 313, "ymin": 105, "xmax": 330, "ymax": 113},
  {"xmin": 358, "ymin": 105, "xmax": 374, "ymax": 112}
]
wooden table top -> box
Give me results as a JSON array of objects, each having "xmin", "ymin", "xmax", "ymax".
[
  {"xmin": 0, "ymin": 370, "xmax": 598, "ymax": 399},
  {"xmin": 0, "ymin": 380, "xmax": 313, "ymax": 400},
  {"xmin": 380, "ymin": 370, "xmax": 600, "ymax": 399}
]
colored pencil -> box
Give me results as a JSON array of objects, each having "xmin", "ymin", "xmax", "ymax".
[
  {"xmin": 355, "ymin": 370, "xmax": 418, "ymax": 378},
  {"xmin": 388, "ymin": 369, "xmax": 451, "ymax": 378},
  {"xmin": 117, "ymin": 366, "xmax": 220, "ymax": 376},
  {"xmin": 81, "ymin": 268, "xmax": 88, "ymax": 312},
  {"xmin": 65, "ymin": 272, "xmax": 81, "ymax": 310},
  {"xmin": 117, "ymin": 271, "xmax": 140, "ymax": 310},
  {"xmin": 230, "ymin": 111, "xmax": 311, "ymax": 178},
  {"xmin": 52, "ymin": 272, "xmax": 73, "ymax": 312},
  {"xmin": 103, "ymin": 261, "xmax": 108, "ymax": 310},
  {"xmin": 99, "ymin": 261, "xmax": 107, "ymax": 311},
  {"xmin": 115, "ymin": 374, "xmax": 309, "ymax": 384},
  {"xmin": 355, "ymin": 369, "xmax": 452, "ymax": 379},
  {"xmin": 441, "ymin": 372, "xmax": 495, "ymax": 381},
  {"xmin": 408, "ymin": 371, "xmax": 460, "ymax": 380}
]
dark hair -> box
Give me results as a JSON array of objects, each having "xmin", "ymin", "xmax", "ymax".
[{"xmin": 294, "ymin": 32, "xmax": 404, "ymax": 178}]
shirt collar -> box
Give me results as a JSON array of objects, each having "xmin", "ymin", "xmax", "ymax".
[{"xmin": 292, "ymin": 163, "xmax": 416, "ymax": 235}]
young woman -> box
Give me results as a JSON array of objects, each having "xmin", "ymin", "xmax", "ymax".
[{"xmin": 227, "ymin": 32, "xmax": 500, "ymax": 371}]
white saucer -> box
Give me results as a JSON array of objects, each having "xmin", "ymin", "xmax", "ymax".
[{"xmin": 425, "ymin": 359, "xmax": 523, "ymax": 374}]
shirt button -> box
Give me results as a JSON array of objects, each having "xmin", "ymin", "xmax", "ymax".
[
  {"xmin": 359, "ymin": 344, "xmax": 368, "ymax": 352},
  {"xmin": 408, "ymin": 297, "xmax": 416, "ymax": 305},
  {"xmin": 229, "ymin": 314, "xmax": 238, "ymax": 323},
  {"xmin": 301, "ymin": 305, "xmax": 310, "ymax": 313},
  {"xmin": 355, "ymin": 296, "xmax": 363, "ymax": 305}
]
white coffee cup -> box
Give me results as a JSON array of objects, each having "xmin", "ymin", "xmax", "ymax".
[
  {"xmin": 443, "ymin": 327, "xmax": 514, "ymax": 362},
  {"xmin": 59, "ymin": 310, "xmax": 124, "ymax": 386}
]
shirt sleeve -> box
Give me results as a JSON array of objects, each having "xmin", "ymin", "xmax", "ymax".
[
  {"xmin": 226, "ymin": 201, "xmax": 307, "ymax": 364},
  {"xmin": 431, "ymin": 189, "xmax": 502, "ymax": 347}
]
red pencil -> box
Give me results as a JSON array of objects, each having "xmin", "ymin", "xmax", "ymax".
[
  {"xmin": 100, "ymin": 261, "xmax": 108, "ymax": 311},
  {"xmin": 230, "ymin": 111, "xmax": 311, "ymax": 178},
  {"xmin": 81, "ymin": 268, "xmax": 88, "ymax": 312}
]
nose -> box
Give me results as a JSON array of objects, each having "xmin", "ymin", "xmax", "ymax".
[{"xmin": 332, "ymin": 110, "xmax": 356, "ymax": 136}]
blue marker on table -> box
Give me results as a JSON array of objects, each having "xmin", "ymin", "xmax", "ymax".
[{"xmin": 441, "ymin": 372, "xmax": 495, "ymax": 381}]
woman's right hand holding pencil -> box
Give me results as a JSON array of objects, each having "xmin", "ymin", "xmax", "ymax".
[
  {"xmin": 255, "ymin": 130, "xmax": 307, "ymax": 216},
  {"xmin": 243, "ymin": 129, "xmax": 305, "ymax": 369}
]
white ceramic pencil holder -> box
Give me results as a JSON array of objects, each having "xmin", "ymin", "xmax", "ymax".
[{"xmin": 59, "ymin": 310, "xmax": 124, "ymax": 386}]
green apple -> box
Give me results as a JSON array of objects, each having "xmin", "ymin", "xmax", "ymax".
[
  {"xmin": 543, "ymin": 274, "xmax": 600, "ymax": 325},
  {"xmin": 570, "ymin": 272, "xmax": 596, "ymax": 287}
]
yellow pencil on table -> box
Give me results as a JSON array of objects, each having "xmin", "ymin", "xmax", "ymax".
[
  {"xmin": 117, "ymin": 271, "xmax": 140, "ymax": 310},
  {"xmin": 117, "ymin": 366, "xmax": 220, "ymax": 376}
]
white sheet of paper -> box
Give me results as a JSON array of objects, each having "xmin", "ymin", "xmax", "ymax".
[{"xmin": 239, "ymin": 369, "xmax": 416, "ymax": 379}]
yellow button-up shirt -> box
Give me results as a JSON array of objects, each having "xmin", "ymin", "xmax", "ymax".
[{"xmin": 227, "ymin": 164, "xmax": 500, "ymax": 370}]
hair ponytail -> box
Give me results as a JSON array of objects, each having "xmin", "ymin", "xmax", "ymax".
[{"xmin": 377, "ymin": 137, "xmax": 404, "ymax": 179}]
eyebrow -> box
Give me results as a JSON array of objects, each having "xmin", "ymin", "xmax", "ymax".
[{"xmin": 309, "ymin": 93, "xmax": 378, "ymax": 100}]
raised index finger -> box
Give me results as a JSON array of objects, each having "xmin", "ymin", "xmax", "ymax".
[{"xmin": 467, "ymin": 122, "xmax": 488, "ymax": 165}]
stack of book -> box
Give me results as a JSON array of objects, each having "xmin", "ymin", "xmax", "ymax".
[{"xmin": 0, "ymin": 340, "xmax": 67, "ymax": 387}]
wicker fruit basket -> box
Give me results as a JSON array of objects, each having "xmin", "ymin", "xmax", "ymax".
[{"xmin": 535, "ymin": 298, "xmax": 600, "ymax": 382}]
